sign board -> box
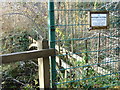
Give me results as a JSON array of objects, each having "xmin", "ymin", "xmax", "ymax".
[{"xmin": 89, "ymin": 11, "xmax": 109, "ymax": 30}]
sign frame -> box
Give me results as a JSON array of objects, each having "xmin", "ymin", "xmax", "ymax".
[{"xmin": 89, "ymin": 11, "xmax": 109, "ymax": 30}]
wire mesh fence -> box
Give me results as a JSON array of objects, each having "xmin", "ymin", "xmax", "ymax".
[
  {"xmin": 0, "ymin": 1, "xmax": 120, "ymax": 89},
  {"xmin": 52, "ymin": 2, "xmax": 120, "ymax": 88}
]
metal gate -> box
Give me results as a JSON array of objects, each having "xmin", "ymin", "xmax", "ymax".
[{"xmin": 48, "ymin": 1, "xmax": 120, "ymax": 88}]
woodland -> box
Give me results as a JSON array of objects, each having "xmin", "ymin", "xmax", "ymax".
[{"xmin": 0, "ymin": 1, "xmax": 120, "ymax": 89}]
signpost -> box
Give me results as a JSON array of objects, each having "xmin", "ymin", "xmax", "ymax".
[{"xmin": 89, "ymin": 11, "xmax": 109, "ymax": 30}]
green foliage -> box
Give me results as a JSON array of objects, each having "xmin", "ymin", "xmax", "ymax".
[
  {"xmin": 1, "ymin": 2, "xmax": 120, "ymax": 89},
  {"xmin": 1, "ymin": 30, "xmax": 39, "ymax": 89},
  {"xmin": 1, "ymin": 30, "xmax": 32, "ymax": 54},
  {"xmin": 57, "ymin": 69, "xmax": 120, "ymax": 89}
]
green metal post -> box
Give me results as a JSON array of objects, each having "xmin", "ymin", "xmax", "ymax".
[{"xmin": 48, "ymin": 0, "xmax": 56, "ymax": 88}]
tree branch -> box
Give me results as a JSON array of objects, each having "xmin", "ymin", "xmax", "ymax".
[
  {"xmin": 2, "ymin": 12, "xmax": 43, "ymax": 40},
  {"xmin": 6, "ymin": 77, "xmax": 26, "ymax": 86}
]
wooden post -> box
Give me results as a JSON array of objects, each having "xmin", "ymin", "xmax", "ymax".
[
  {"xmin": 85, "ymin": 40, "xmax": 89, "ymax": 76},
  {"xmin": 118, "ymin": 25, "xmax": 120, "ymax": 79},
  {"xmin": 97, "ymin": 33, "xmax": 101, "ymax": 66},
  {"xmin": 37, "ymin": 39, "xmax": 50, "ymax": 88}
]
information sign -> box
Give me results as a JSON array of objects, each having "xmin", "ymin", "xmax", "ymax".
[{"xmin": 89, "ymin": 11, "xmax": 109, "ymax": 30}]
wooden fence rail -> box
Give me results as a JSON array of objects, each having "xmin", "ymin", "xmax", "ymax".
[
  {"xmin": 0, "ymin": 49, "xmax": 55, "ymax": 64},
  {"xmin": 0, "ymin": 39, "xmax": 55, "ymax": 89}
]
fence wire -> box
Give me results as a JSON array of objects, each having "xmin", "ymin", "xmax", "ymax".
[
  {"xmin": 1, "ymin": 2, "xmax": 120, "ymax": 89},
  {"xmin": 53, "ymin": 2, "xmax": 120, "ymax": 88}
]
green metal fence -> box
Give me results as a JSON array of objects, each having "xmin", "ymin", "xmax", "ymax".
[{"xmin": 48, "ymin": 1, "xmax": 120, "ymax": 89}]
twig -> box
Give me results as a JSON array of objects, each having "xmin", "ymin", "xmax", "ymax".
[
  {"xmin": 29, "ymin": 60, "xmax": 38, "ymax": 67},
  {"xmin": 6, "ymin": 77, "xmax": 26, "ymax": 86},
  {"xmin": 2, "ymin": 12, "xmax": 43, "ymax": 40}
]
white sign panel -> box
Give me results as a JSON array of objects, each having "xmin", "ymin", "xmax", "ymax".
[{"xmin": 91, "ymin": 14, "xmax": 107, "ymax": 26}]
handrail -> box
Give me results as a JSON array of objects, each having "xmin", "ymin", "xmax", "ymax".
[
  {"xmin": 0, "ymin": 48, "xmax": 55, "ymax": 64},
  {"xmin": 1, "ymin": 39, "xmax": 54, "ymax": 88}
]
